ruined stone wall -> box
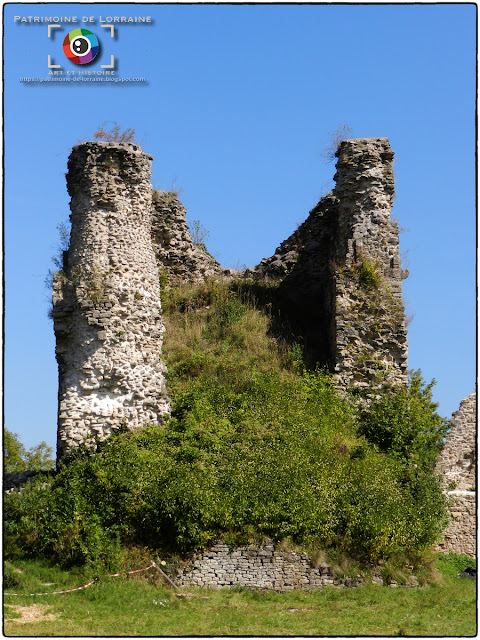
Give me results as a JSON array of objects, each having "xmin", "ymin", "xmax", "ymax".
[
  {"xmin": 332, "ymin": 138, "xmax": 408, "ymax": 392},
  {"xmin": 435, "ymin": 392, "xmax": 476, "ymax": 557},
  {"xmin": 252, "ymin": 138, "xmax": 408, "ymax": 391},
  {"xmin": 151, "ymin": 190, "xmax": 232, "ymax": 284},
  {"xmin": 435, "ymin": 492, "xmax": 476, "ymax": 557},
  {"xmin": 53, "ymin": 142, "xmax": 170, "ymax": 458},
  {"xmin": 52, "ymin": 137, "xmax": 409, "ymax": 455},
  {"xmin": 176, "ymin": 541, "xmax": 417, "ymax": 590},
  {"xmin": 436, "ymin": 392, "xmax": 476, "ymax": 491}
]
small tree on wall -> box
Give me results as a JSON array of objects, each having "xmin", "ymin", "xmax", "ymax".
[{"xmin": 190, "ymin": 220, "xmax": 210, "ymax": 248}]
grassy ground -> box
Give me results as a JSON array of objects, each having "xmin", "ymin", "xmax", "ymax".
[{"xmin": 3, "ymin": 555, "xmax": 476, "ymax": 636}]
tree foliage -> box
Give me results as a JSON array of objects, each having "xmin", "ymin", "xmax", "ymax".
[
  {"xmin": 358, "ymin": 371, "xmax": 449, "ymax": 471},
  {"xmin": 4, "ymin": 429, "xmax": 54, "ymax": 473}
]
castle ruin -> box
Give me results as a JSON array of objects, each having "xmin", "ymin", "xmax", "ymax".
[
  {"xmin": 53, "ymin": 137, "xmax": 476, "ymax": 562},
  {"xmin": 53, "ymin": 137, "xmax": 409, "ymax": 456},
  {"xmin": 46, "ymin": 135, "xmax": 477, "ymax": 559},
  {"xmin": 252, "ymin": 137, "xmax": 409, "ymax": 392}
]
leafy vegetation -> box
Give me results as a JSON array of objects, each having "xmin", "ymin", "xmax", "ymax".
[
  {"xmin": 4, "ymin": 429, "xmax": 54, "ymax": 473},
  {"xmin": 359, "ymin": 373, "xmax": 449, "ymax": 469},
  {"xmin": 4, "ymin": 279, "xmax": 448, "ymax": 577},
  {"xmin": 356, "ymin": 256, "xmax": 382, "ymax": 290}
]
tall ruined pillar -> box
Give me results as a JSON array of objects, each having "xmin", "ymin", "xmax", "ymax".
[
  {"xmin": 252, "ymin": 137, "xmax": 408, "ymax": 393},
  {"xmin": 332, "ymin": 137, "xmax": 408, "ymax": 392},
  {"xmin": 53, "ymin": 141, "xmax": 170, "ymax": 459}
]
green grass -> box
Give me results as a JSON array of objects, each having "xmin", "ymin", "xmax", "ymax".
[{"xmin": 3, "ymin": 555, "xmax": 476, "ymax": 636}]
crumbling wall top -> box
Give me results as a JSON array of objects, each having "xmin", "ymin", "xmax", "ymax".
[{"xmin": 436, "ymin": 392, "xmax": 476, "ymax": 491}]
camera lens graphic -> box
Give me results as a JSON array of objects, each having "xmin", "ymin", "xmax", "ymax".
[{"xmin": 63, "ymin": 29, "xmax": 99, "ymax": 65}]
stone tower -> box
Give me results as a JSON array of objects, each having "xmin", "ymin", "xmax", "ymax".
[
  {"xmin": 53, "ymin": 141, "xmax": 170, "ymax": 459},
  {"xmin": 252, "ymin": 137, "xmax": 408, "ymax": 392}
]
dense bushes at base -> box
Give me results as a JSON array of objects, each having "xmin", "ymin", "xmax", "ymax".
[
  {"xmin": 4, "ymin": 280, "xmax": 448, "ymax": 571},
  {"xmin": 4, "ymin": 373, "xmax": 447, "ymax": 570}
]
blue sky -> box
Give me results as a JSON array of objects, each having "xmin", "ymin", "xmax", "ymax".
[{"xmin": 3, "ymin": 3, "xmax": 476, "ymax": 451}]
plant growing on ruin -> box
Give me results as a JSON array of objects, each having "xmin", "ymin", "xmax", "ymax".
[
  {"xmin": 158, "ymin": 190, "xmax": 180, "ymax": 208},
  {"xmin": 72, "ymin": 263, "xmax": 109, "ymax": 304},
  {"xmin": 322, "ymin": 124, "xmax": 353, "ymax": 162},
  {"xmin": 50, "ymin": 221, "xmax": 71, "ymax": 270},
  {"xmin": 45, "ymin": 220, "xmax": 71, "ymax": 319},
  {"xmin": 190, "ymin": 219, "xmax": 210, "ymax": 250},
  {"xmin": 94, "ymin": 122, "xmax": 136, "ymax": 144},
  {"xmin": 349, "ymin": 255, "xmax": 382, "ymax": 291}
]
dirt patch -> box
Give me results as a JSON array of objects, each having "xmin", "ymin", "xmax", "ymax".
[{"xmin": 7, "ymin": 603, "xmax": 57, "ymax": 624}]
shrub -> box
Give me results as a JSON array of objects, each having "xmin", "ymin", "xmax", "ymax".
[
  {"xmin": 4, "ymin": 371, "xmax": 447, "ymax": 567},
  {"xmin": 94, "ymin": 122, "xmax": 136, "ymax": 144},
  {"xmin": 358, "ymin": 371, "xmax": 449, "ymax": 471},
  {"xmin": 190, "ymin": 219, "xmax": 210, "ymax": 246},
  {"xmin": 322, "ymin": 124, "xmax": 353, "ymax": 163}
]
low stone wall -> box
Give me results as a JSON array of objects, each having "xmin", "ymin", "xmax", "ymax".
[
  {"xmin": 436, "ymin": 491, "xmax": 476, "ymax": 557},
  {"xmin": 176, "ymin": 541, "xmax": 415, "ymax": 591}
]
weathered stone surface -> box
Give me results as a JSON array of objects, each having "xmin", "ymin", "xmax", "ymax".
[
  {"xmin": 435, "ymin": 393, "xmax": 476, "ymax": 557},
  {"xmin": 435, "ymin": 491, "xmax": 476, "ymax": 557},
  {"xmin": 249, "ymin": 138, "xmax": 408, "ymax": 392},
  {"xmin": 151, "ymin": 190, "xmax": 236, "ymax": 284},
  {"xmin": 436, "ymin": 392, "xmax": 476, "ymax": 491},
  {"xmin": 176, "ymin": 540, "xmax": 413, "ymax": 591},
  {"xmin": 53, "ymin": 142, "xmax": 170, "ymax": 459}
]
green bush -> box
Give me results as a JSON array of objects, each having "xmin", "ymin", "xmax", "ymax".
[
  {"xmin": 4, "ymin": 370, "xmax": 447, "ymax": 568},
  {"xmin": 358, "ymin": 371, "xmax": 449, "ymax": 470},
  {"xmin": 3, "ymin": 561, "xmax": 21, "ymax": 589}
]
